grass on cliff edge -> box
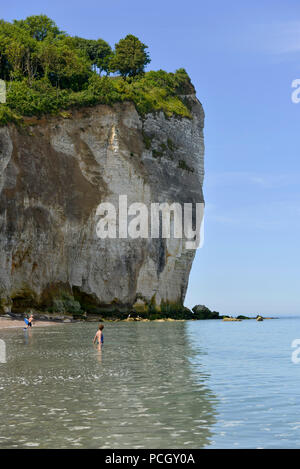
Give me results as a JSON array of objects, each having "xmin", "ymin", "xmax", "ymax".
[{"xmin": 0, "ymin": 69, "xmax": 193, "ymax": 126}]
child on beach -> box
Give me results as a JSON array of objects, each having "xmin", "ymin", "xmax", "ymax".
[{"xmin": 93, "ymin": 324, "xmax": 104, "ymax": 347}]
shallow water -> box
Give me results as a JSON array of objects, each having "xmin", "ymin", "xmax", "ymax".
[{"xmin": 0, "ymin": 318, "xmax": 299, "ymax": 448}]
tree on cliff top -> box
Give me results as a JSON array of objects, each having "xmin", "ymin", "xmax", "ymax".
[
  {"xmin": 70, "ymin": 37, "xmax": 112, "ymax": 74},
  {"xmin": 13, "ymin": 15, "xmax": 63, "ymax": 41},
  {"xmin": 0, "ymin": 16, "xmax": 192, "ymax": 124},
  {"xmin": 109, "ymin": 34, "xmax": 150, "ymax": 77}
]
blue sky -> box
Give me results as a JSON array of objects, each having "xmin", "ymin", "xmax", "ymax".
[{"xmin": 2, "ymin": 0, "xmax": 300, "ymax": 315}]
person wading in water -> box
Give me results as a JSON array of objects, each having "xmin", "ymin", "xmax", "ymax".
[{"xmin": 93, "ymin": 324, "xmax": 104, "ymax": 349}]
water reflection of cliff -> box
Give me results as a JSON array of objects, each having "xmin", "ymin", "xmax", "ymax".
[{"xmin": 105, "ymin": 321, "xmax": 218, "ymax": 448}]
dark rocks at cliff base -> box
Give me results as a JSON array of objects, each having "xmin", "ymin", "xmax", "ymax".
[{"xmin": 192, "ymin": 305, "xmax": 223, "ymax": 320}]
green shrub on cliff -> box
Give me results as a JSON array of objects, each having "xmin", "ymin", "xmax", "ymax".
[
  {"xmin": 52, "ymin": 294, "xmax": 82, "ymax": 314},
  {"xmin": 0, "ymin": 15, "xmax": 193, "ymax": 124},
  {"xmin": 0, "ymin": 105, "xmax": 22, "ymax": 125}
]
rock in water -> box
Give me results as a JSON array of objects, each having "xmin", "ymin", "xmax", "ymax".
[
  {"xmin": 0, "ymin": 97, "xmax": 204, "ymax": 315},
  {"xmin": 223, "ymin": 317, "xmax": 242, "ymax": 322},
  {"xmin": 192, "ymin": 304, "xmax": 221, "ymax": 319}
]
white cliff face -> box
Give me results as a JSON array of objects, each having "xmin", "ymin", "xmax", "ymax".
[{"xmin": 0, "ymin": 97, "xmax": 204, "ymax": 315}]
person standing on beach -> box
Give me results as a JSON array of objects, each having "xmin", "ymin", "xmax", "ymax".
[
  {"xmin": 93, "ymin": 324, "xmax": 104, "ymax": 348},
  {"xmin": 28, "ymin": 313, "xmax": 34, "ymax": 327},
  {"xmin": 24, "ymin": 312, "xmax": 34, "ymax": 329}
]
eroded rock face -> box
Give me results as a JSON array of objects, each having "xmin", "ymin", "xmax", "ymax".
[{"xmin": 0, "ymin": 97, "xmax": 204, "ymax": 314}]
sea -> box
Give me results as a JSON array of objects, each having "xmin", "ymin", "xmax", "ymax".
[{"xmin": 0, "ymin": 317, "xmax": 299, "ymax": 448}]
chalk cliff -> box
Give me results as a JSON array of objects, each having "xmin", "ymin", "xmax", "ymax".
[{"xmin": 0, "ymin": 94, "xmax": 204, "ymax": 316}]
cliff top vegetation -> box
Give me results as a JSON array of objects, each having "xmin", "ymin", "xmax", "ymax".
[{"xmin": 0, "ymin": 15, "xmax": 195, "ymax": 125}]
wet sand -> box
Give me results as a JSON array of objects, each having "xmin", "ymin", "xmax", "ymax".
[{"xmin": 0, "ymin": 318, "xmax": 63, "ymax": 329}]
